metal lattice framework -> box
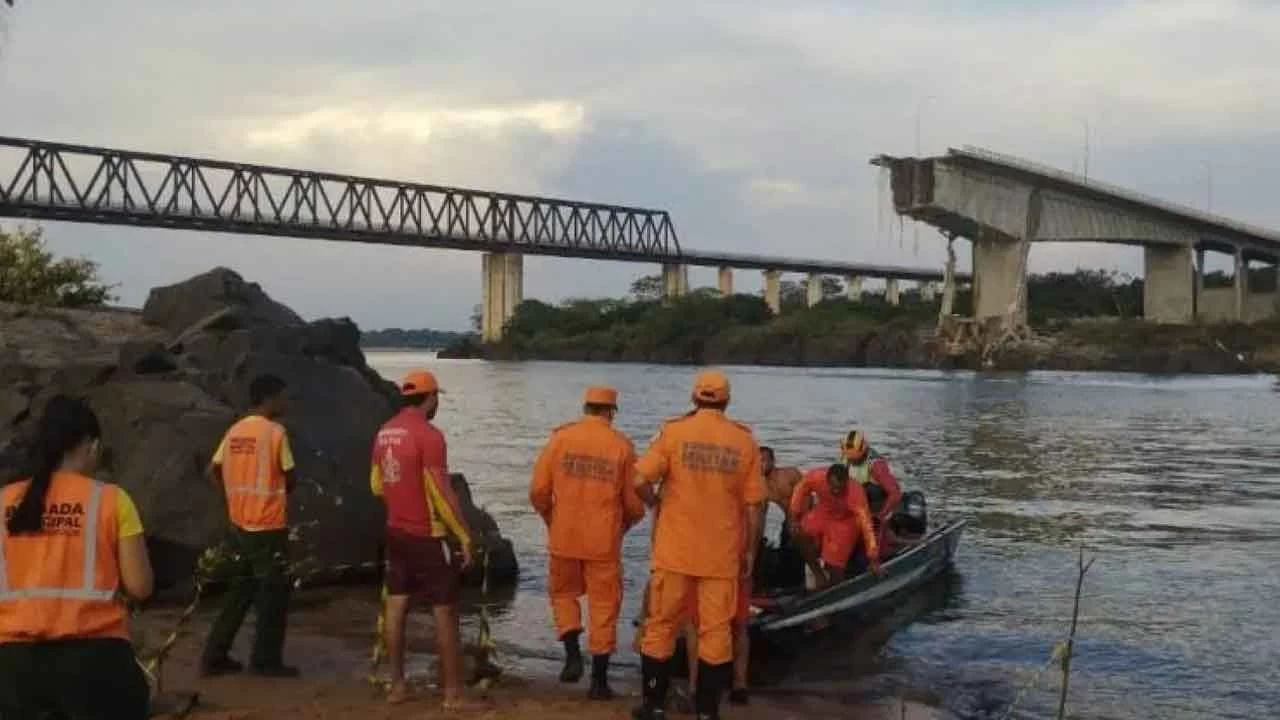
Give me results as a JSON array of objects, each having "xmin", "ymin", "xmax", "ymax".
[{"xmin": 0, "ymin": 136, "xmax": 682, "ymax": 260}]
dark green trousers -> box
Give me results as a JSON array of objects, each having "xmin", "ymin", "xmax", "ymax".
[
  {"xmin": 0, "ymin": 637, "xmax": 149, "ymax": 719},
  {"xmin": 202, "ymin": 527, "xmax": 291, "ymax": 669}
]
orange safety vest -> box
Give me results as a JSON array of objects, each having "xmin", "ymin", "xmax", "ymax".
[
  {"xmin": 220, "ymin": 416, "xmax": 288, "ymax": 531},
  {"xmin": 0, "ymin": 472, "xmax": 128, "ymax": 642}
]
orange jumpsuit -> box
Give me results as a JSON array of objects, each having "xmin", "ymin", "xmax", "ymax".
[
  {"xmin": 530, "ymin": 415, "xmax": 644, "ymax": 656},
  {"xmin": 788, "ymin": 468, "xmax": 878, "ymax": 570},
  {"xmin": 637, "ymin": 409, "xmax": 765, "ymax": 665}
]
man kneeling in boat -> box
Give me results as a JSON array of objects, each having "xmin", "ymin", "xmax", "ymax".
[{"xmin": 788, "ymin": 464, "xmax": 882, "ymax": 589}]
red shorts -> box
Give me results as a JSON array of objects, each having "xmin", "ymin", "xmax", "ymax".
[
  {"xmin": 385, "ymin": 529, "xmax": 460, "ymax": 606},
  {"xmin": 685, "ymin": 576, "xmax": 751, "ymax": 627}
]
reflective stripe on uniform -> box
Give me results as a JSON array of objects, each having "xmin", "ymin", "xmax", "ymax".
[
  {"xmin": 0, "ymin": 482, "xmax": 116, "ymax": 603},
  {"xmin": 0, "ymin": 518, "xmax": 7, "ymax": 595}
]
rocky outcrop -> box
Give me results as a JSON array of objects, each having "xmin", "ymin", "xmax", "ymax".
[{"xmin": 0, "ymin": 268, "xmax": 518, "ymax": 594}]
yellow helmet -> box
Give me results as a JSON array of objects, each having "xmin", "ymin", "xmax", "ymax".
[{"xmin": 841, "ymin": 429, "xmax": 869, "ymax": 462}]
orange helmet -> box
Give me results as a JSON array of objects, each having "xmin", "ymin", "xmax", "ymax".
[{"xmin": 841, "ymin": 429, "xmax": 869, "ymax": 462}]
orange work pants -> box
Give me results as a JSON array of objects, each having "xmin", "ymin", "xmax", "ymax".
[
  {"xmin": 640, "ymin": 569, "xmax": 736, "ymax": 665},
  {"xmin": 548, "ymin": 555, "xmax": 622, "ymax": 656}
]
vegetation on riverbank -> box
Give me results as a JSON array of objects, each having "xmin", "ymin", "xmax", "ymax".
[
  {"xmin": 448, "ymin": 269, "xmax": 1280, "ymax": 373},
  {"xmin": 360, "ymin": 327, "xmax": 475, "ymax": 350}
]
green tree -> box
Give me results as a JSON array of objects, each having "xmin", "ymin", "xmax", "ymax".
[
  {"xmin": 630, "ymin": 274, "xmax": 663, "ymax": 301},
  {"xmin": 0, "ymin": 226, "xmax": 115, "ymax": 307}
]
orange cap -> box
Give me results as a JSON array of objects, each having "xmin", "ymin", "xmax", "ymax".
[
  {"xmin": 691, "ymin": 369, "xmax": 730, "ymax": 404},
  {"xmin": 583, "ymin": 386, "xmax": 619, "ymax": 407},
  {"xmin": 400, "ymin": 370, "xmax": 443, "ymax": 396}
]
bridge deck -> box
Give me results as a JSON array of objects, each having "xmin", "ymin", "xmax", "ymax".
[{"xmin": 0, "ymin": 136, "xmax": 955, "ymax": 281}]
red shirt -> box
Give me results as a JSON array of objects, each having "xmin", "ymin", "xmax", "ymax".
[{"xmin": 370, "ymin": 409, "xmax": 471, "ymax": 543}]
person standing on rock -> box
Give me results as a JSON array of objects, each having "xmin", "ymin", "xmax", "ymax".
[
  {"xmin": 633, "ymin": 370, "xmax": 765, "ymax": 720},
  {"xmin": 201, "ymin": 373, "xmax": 300, "ymax": 678},
  {"xmin": 529, "ymin": 386, "xmax": 645, "ymax": 701},
  {"xmin": 370, "ymin": 370, "xmax": 477, "ymax": 710},
  {"xmin": 0, "ymin": 395, "xmax": 155, "ymax": 719}
]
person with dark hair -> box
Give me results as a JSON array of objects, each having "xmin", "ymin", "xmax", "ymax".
[
  {"xmin": 788, "ymin": 463, "xmax": 882, "ymax": 589},
  {"xmin": 201, "ymin": 373, "xmax": 299, "ymax": 678},
  {"xmin": 0, "ymin": 395, "xmax": 154, "ymax": 719},
  {"xmin": 371, "ymin": 370, "xmax": 478, "ymax": 711},
  {"xmin": 530, "ymin": 386, "xmax": 645, "ymax": 700},
  {"xmin": 633, "ymin": 370, "xmax": 765, "ymax": 720}
]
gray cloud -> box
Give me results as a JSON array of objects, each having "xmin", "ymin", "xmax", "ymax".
[{"xmin": 3, "ymin": 1, "xmax": 1279, "ymax": 328}]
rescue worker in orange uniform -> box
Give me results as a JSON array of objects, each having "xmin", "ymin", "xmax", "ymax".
[
  {"xmin": 0, "ymin": 395, "xmax": 155, "ymax": 719},
  {"xmin": 202, "ymin": 373, "xmax": 299, "ymax": 678},
  {"xmin": 788, "ymin": 463, "xmax": 881, "ymax": 589},
  {"xmin": 840, "ymin": 430, "xmax": 903, "ymax": 561},
  {"xmin": 633, "ymin": 370, "xmax": 765, "ymax": 720},
  {"xmin": 371, "ymin": 370, "xmax": 477, "ymax": 711},
  {"xmin": 530, "ymin": 386, "xmax": 645, "ymax": 700},
  {"xmin": 681, "ymin": 513, "xmax": 756, "ymax": 709}
]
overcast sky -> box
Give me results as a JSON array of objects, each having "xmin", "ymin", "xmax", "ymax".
[{"xmin": 2, "ymin": 1, "xmax": 1279, "ymax": 330}]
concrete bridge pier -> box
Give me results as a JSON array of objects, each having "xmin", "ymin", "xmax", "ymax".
[
  {"xmin": 920, "ymin": 281, "xmax": 937, "ymax": 302},
  {"xmin": 662, "ymin": 263, "xmax": 689, "ymax": 299},
  {"xmin": 806, "ymin": 273, "xmax": 823, "ymax": 307},
  {"xmin": 972, "ymin": 235, "xmax": 1030, "ymax": 328},
  {"xmin": 481, "ymin": 252, "xmax": 523, "ymax": 342},
  {"xmin": 885, "ymin": 278, "xmax": 901, "ymax": 306},
  {"xmin": 763, "ymin": 270, "xmax": 781, "ymax": 314},
  {"xmin": 1143, "ymin": 244, "xmax": 1195, "ymax": 324},
  {"xmin": 718, "ymin": 266, "xmax": 734, "ymax": 296},
  {"xmin": 1234, "ymin": 248, "xmax": 1248, "ymax": 320},
  {"xmin": 846, "ymin": 275, "xmax": 863, "ymax": 302}
]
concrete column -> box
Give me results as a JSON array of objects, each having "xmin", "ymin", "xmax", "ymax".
[
  {"xmin": 661, "ymin": 263, "xmax": 689, "ymax": 300},
  {"xmin": 885, "ymin": 278, "xmax": 901, "ymax": 306},
  {"xmin": 763, "ymin": 270, "xmax": 781, "ymax": 315},
  {"xmin": 971, "ymin": 235, "xmax": 1029, "ymax": 325},
  {"xmin": 1195, "ymin": 247, "xmax": 1206, "ymax": 320},
  {"xmin": 717, "ymin": 266, "xmax": 734, "ymax": 296},
  {"xmin": 1234, "ymin": 248, "xmax": 1247, "ymax": 321},
  {"xmin": 845, "ymin": 275, "xmax": 863, "ymax": 302},
  {"xmin": 1143, "ymin": 245, "xmax": 1195, "ymax": 324},
  {"xmin": 920, "ymin": 281, "xmax": 937, "ymax": 302},
  {"xmin": 806, "ymin": 273, "xmax": 823, "ymax": 307},
  {"xmin": 481, "ymin": 252, "xmax": 524, "ymax": 342}
]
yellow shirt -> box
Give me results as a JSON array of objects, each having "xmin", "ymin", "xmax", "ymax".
[{"xmin": 116, "ymin": 489, "xmax": 143, "ymax": 538}]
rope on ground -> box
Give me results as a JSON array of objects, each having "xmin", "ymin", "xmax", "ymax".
[
  {"xmin": 132, "ymin": 544, "xmax": 383, "ymax": 696},
  {"xmin": 367, "ymin": 577, "xmax": 390, "ymax": 690}
]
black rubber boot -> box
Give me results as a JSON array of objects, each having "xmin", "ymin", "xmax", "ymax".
[
  {"xmin": 560, "ymin": 629, "xmax": 584, "ymax": 683},
  {"xmin": 587, "ymin": 654, "xmax": 614, "ymax": 700},
  {"xmin": 631, "ymin": 654, "xmax": 670, "ymax": 720},
  {"xmin": 694, "ymin": 661, "xmax": 730, "ymax": 720}
]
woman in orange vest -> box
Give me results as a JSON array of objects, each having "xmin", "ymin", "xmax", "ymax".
[{"xmin": 0, "ymin": 395, "xmax": 155, "ymax": 719}]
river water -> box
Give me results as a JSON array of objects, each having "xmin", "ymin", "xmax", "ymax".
[{"xmin": 366, "ymin": 352, "xmax": 1280, "ymax": 720}]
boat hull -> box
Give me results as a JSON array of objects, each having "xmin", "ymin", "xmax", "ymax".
[{"xmin": 748, "ymin": 519, "xmax": 966, "ymax": 635}]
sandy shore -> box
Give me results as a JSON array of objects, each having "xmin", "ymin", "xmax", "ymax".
[{"xmin": 136, "ymin": 588, "xmax": 944, "ymax": 720}]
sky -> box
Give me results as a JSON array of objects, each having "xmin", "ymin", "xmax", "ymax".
[{"xmin": 2, "ymin": 1, "xmax": 1279, "ymax": 330}]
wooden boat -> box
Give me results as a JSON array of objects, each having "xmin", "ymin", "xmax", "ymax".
[{"xmin": 747, "ymin": 519, "xmax": 966, "ymax": 636}]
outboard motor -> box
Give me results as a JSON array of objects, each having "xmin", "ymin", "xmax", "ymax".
[{"xmin": 891, "ymin": 490, "xmax": 928, "ymax": 537}]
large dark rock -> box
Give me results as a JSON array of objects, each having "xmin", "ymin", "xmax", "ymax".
[
  {"xmin": 0, "ymin": 272, "xmax": 518, "ymax": 595},
  {"xmin": 143, "ymin": 267, "xmax": 302, "ymax": 336}
]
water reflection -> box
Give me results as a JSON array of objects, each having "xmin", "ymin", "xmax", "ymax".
[{"xmin": 367, "ymin": 356, "xmax": 1280, "ymax": 720}]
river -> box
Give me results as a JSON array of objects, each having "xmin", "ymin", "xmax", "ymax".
[{"xmin": 365, "ymin": 352, "xmax": 1280, "ymax": 720}]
